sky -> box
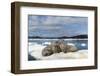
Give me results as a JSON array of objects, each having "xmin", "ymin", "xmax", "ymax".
[{"xmin": 28, "ymin": 15, "xmax": 88, "ymax": 37}]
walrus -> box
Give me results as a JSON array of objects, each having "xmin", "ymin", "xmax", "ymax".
[
  {"xmin": 42, "ymin": 41, "xmax": 62, "ymax": 56},
  {"xmin": 42, "ymin": 45, "xmax": 53, "ymax": 56},
  {"xmin": 65, "ymin": 45, "xmax": 78, "ymax": 52},
  {"xmin": 59, "ymin": 42, "xmax": 78, "ymax": 53},
  {"xmin": 59, "ymin": 43, "xmax": 67, "ymax": 53},
  {"xmin": 51, "ymin": 41, "xmax": 62, "ymax": 53},
  {"xmin": 42, "ymin": 40, "xmax": 78, "ymax": 56}
]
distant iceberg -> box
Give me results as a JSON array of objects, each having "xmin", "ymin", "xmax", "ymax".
[{"xmin": 42, "ymin": 42, "xmax": 51, "ymax": 45}]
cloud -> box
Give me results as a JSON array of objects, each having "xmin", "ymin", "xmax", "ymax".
[
  {"xmin": 29, "ymin": 15, "xmax": 87, "ymax": 26},
  {"xmin": 28, "ymin": 15, "xmax": 88, "ymax": 37},
  {"xmin": 29, "ymin": 25, "xmax": 61, "ymax": 31}
]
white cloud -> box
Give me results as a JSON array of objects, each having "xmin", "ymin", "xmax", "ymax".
[{"xmin": 28, "ymin": 15, "xmax": 87, "ymax": 26}]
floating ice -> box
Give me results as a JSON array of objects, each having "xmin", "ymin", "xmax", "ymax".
[
  {"xmin": 67, "ymin": 43, "xmax": 75, "ymax": 46},
  {"xmin": 81, "ymin": 43, "xmax": 86, "ymax": 47}
]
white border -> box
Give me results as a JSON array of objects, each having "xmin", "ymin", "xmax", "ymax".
[{"xmin": 20, "ymin": 7, "xmax": 95, "ymax": 70}]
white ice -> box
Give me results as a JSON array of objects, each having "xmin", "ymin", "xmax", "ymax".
[{"xmin": 29, "ymin": 43, "xmax": 88, "ymax": 60}]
